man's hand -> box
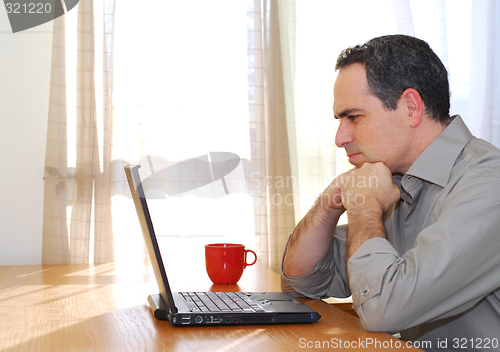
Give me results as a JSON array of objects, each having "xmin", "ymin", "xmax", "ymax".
[
  {"xmin": 318, "ymin": 172, "xmax": 348, "ymax": 211},
  {"xmin": 338, "ymin": 162, "xmax": 400, "ymax": 260},
  {"xmin": 341, "ymin": 162, "xmax": 400, "ymax": 214}
]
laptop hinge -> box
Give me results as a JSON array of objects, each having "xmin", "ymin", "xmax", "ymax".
[{"xmin": 148, "ymin": 294, "xmax": 171, "ymax": 320}]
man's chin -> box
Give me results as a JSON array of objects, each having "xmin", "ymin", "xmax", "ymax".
[
  {"xmin": 349, "ymin": 159, "xmax": 399, "ymax": 175},
  {"xmin": 348, "ymin": 157, "xmax": 379, "ymax": 169}
]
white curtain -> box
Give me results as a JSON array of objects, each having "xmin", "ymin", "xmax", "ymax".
[
  {"xmin": 43, "ymin": 0, "xmax": 298, "ymax": 270},
  {"xmin": 110, "ymin": 0, "xmax": 297, "ymax": 271},
  {"xmin": 43, "ymin": 0, "xmax": 115, "ymax": 264},
  {"xmin": 469, "ymin": 0, "xmax": 500, "ymax": 146}
]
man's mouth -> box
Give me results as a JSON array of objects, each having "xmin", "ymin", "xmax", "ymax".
[{"xmin": 347, "ymin": 153, "xmax": 360, "ymax": 163}]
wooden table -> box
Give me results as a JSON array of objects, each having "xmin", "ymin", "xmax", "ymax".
[{"xmin": 0, "ymin": 259, "xmax": 419, "ymax": 351}]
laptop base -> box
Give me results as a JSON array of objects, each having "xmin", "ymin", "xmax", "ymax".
[{"xmin": 148, "ymin": 292, "xmax": 320, "ymax": 326}]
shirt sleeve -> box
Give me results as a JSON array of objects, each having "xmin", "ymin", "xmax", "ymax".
[
  {"xmin": 348, "ymin": 175, "xmax": 500, "ymax": 333},
  {"xmin": 281, "ymin": 224, "xmax": 351, "ymax": 299}
]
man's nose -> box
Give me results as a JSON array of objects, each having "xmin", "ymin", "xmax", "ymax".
[{"xmin": 335, "ymin": 119, "xmax": 354, "ymax": 148}]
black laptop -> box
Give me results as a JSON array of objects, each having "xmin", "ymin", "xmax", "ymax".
[{"xmin": 124, "ymin": 162, "xmax": 321, "ymax": 326}]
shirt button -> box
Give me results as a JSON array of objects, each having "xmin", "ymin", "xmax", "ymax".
[{"xmin": 362, "ymin": 289, "xmax": 369, "ymax": 296}]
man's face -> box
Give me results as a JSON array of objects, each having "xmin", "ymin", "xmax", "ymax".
[{"xmin": 333, "ymin": 63, "xmax": 411, "ymax": 175}]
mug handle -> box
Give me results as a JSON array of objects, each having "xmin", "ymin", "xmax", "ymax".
[{"xmin": 244, "ymin": 249, "xmax": 257, "ymax": 268}]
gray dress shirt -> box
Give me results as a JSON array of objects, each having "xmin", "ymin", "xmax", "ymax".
[{"xmin": 283, "ymin": 115, "xmax": 500, "ymax": 351}]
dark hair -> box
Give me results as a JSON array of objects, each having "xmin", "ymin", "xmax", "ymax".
[{"xmin": 335, "ymin": 35, "xmax": 450, "ymax": 124}]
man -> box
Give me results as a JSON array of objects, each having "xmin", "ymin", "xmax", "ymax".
[{"xmin": 282, "ymin": 35, "xmax": 500, "ymax": 350}]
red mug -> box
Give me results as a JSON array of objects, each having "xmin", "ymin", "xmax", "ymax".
[{"xmin": 205, "ymin": 243, "xmax": 257, "ymax": 285}]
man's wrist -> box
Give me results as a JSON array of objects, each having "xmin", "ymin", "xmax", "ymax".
[
  {"xmin": 346, "ymin": 204, "xmax": 385, "ymax": 259},
  {"xmin": 346, "ymin": 201, "xmax": 383, "ymax": 219}
]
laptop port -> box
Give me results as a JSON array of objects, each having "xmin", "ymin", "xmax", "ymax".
[
  {"xmin": 181, "ymin": 316, "xmax": 191, "ymax": 324},
  {"xmin": 195, "ymin": 316, "xmax": 203, "ymax": 324}
]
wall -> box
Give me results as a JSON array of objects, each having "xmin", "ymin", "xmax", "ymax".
[{"xmin": 0, "ymin": 10, "xmax": 52, "ymax": 265}]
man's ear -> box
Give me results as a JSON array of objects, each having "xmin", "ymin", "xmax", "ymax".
[{"xmin": 402, "ymin": 88, "xmax": 424, "ymax": 128}]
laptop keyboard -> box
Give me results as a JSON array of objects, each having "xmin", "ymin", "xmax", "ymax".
[{"xmin": 180, "ymin": 292, "xmax": 266, "ymax": 313}]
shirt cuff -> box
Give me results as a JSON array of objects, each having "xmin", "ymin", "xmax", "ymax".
[{"xmin": 348, "ymin": 237, "xmax": 400, "ymax": 310}]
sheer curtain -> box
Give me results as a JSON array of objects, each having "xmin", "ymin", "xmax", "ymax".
[
  {"xmin": 247, "ymin": 0, "xmax": 297, "ymax": 271},
  {"xmin": 109, "ymin": 0, "xmax": 297, "ymax": 271},
  {"xmin": 42, "ymin": 0, "xmax": 297, "ymax": 270},
  {"xmin": 469, "ymin": 0, "xmax": 500, "ymax": 146},
  {"xmin": 42, "ymin": 0, "xmax": 499, "ymax": 269},
  {"xmin": 42, "ymin": 0, "xmax": 116, "ymax": 264}
]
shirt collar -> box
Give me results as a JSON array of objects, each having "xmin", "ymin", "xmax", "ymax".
[{"xmin": 405, "ymin": 115, "xmax": 473, "ymax": 187}]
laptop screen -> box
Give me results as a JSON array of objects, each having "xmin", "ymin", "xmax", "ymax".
[{"xmin": 125, "ymin": 163, "xmax": 178, "ymax": 314}]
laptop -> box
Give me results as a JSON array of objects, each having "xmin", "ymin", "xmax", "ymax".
[{"xmin": 124, "ymin": 162, "xmax": 321, "ymax": 326}]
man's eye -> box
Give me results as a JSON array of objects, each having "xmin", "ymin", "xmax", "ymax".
[{"xmin": 348, "ymin": 115, "xmax": 359, "ymax": 121}]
